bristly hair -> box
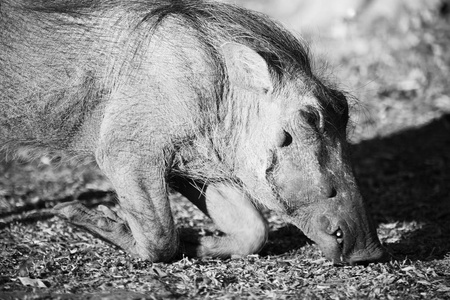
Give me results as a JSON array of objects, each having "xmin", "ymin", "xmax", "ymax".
[
  {"xmin": 136, "ymin": 0, "xmax": 313, "ymax": 84},
  {"xmin": 15, "ymin": 0, "xmax": 313, "ymax": 101}
]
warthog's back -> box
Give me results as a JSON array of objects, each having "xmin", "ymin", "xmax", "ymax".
[
  {"xmin": 1, "ymin": 1, "xmax": 117, "ymax": 151},
  {"xmin": 0, "ymin": 0, "xmax": 312, "ymax": 154}
]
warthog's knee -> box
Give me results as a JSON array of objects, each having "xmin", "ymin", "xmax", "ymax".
[{"xmin": 234, "ymin": 215, "xmax": 269, "ymax": 256}]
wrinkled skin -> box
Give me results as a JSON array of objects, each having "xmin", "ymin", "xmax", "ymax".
[{"xmin": 0, "ymin": 0, "xmax": 386, "ymax": 265}]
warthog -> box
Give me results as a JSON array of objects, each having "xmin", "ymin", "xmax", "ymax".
[{"xmin": 0, "ymin": 0, "xmax": 386, "ymax": 265}]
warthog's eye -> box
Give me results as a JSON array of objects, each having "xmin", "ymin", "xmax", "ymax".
[
  {"xmin": 300, "ymin": 107, "xmax": 324, "ymax": 134},
  {"xmin": 329, "ymin": 89, "xmax": 350, "ymax": 130},
  {"xmin": 276, "ymin": 130, "xmax": 293, "ymax": 148}
]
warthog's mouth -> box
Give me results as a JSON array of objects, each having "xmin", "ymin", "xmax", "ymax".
[
  {"xmin": 330, "ymin": 227, "xmax": 348, "ymax": 265},
  {"xmin": 293, "ymin": 212, "xmax": 389, "ymax": 266},
  {"xmin": 330, "ymin": 225, "xmax": 388, "ymax": 266}
]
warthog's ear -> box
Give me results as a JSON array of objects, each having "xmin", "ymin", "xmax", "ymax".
[{"xmin": 221, "ymin": 43, "xmax": 273, "ymax": 94}]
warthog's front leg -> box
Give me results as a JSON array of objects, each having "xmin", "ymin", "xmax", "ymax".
[
  {"xmin": 54, "ymin": 155, "xmax": 178, "ymax": 261},
  {"xmin": 54, "ymin": 200, "xmax": 136, "ymax": 251},
  {"xmin": 175, "ymin": 179, "xmax": 268, "ymax": 258},
  {"xmin": 55, "ymin": 109, "xmax": 179, "ymax": 261},
  {"xmin": 55, "ymin": 154, "xmax": 178, "ymax": 261}
]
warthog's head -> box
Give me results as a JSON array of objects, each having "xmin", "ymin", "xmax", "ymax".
[{"xmin": 222, "ymin": 42, "xmax": 386, "ymax": 265}]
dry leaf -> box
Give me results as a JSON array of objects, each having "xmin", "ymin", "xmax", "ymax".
[{"xmin": 18, "ymin": 277, "xmax": 48, "ymax": 288}]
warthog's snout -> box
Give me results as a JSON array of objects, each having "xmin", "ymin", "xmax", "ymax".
[{"xmin": 316, "ymin": 214, "xmax": 388, "ymax": 265}]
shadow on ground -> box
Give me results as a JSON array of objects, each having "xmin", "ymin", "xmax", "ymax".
[
  {"xmin": 352, "ymin": 114, "xmax": 450, "ymax": 261},
  {"xmin": 261, "ymin": 225, "xmax": 311, "ymax": 256}
]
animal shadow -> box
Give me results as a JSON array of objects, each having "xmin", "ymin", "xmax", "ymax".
[{"xmin": 351, "ymin": 114, "xmax": 450, "ymax": 261}]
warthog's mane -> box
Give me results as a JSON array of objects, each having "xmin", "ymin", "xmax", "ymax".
[{"xmin": 141, "ymin": 0, "xmax": 313, "ymax": 84}]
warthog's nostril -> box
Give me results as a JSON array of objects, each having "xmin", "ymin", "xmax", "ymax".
[
  {"xmin": 281, "ymin": 130, "xmax": 292, "ymax": 147},
  {"xmin": 321, "ymin": 185, "xmax": 337, "ymax": 198},
  {"xmin": 328, "ymin": 187, "xmax": 337, "ymax": 198}
]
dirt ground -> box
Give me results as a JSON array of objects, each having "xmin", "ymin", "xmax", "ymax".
[{"xmin": 1, "ymin": 0, "xmax": 450, "ymax": 299}]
